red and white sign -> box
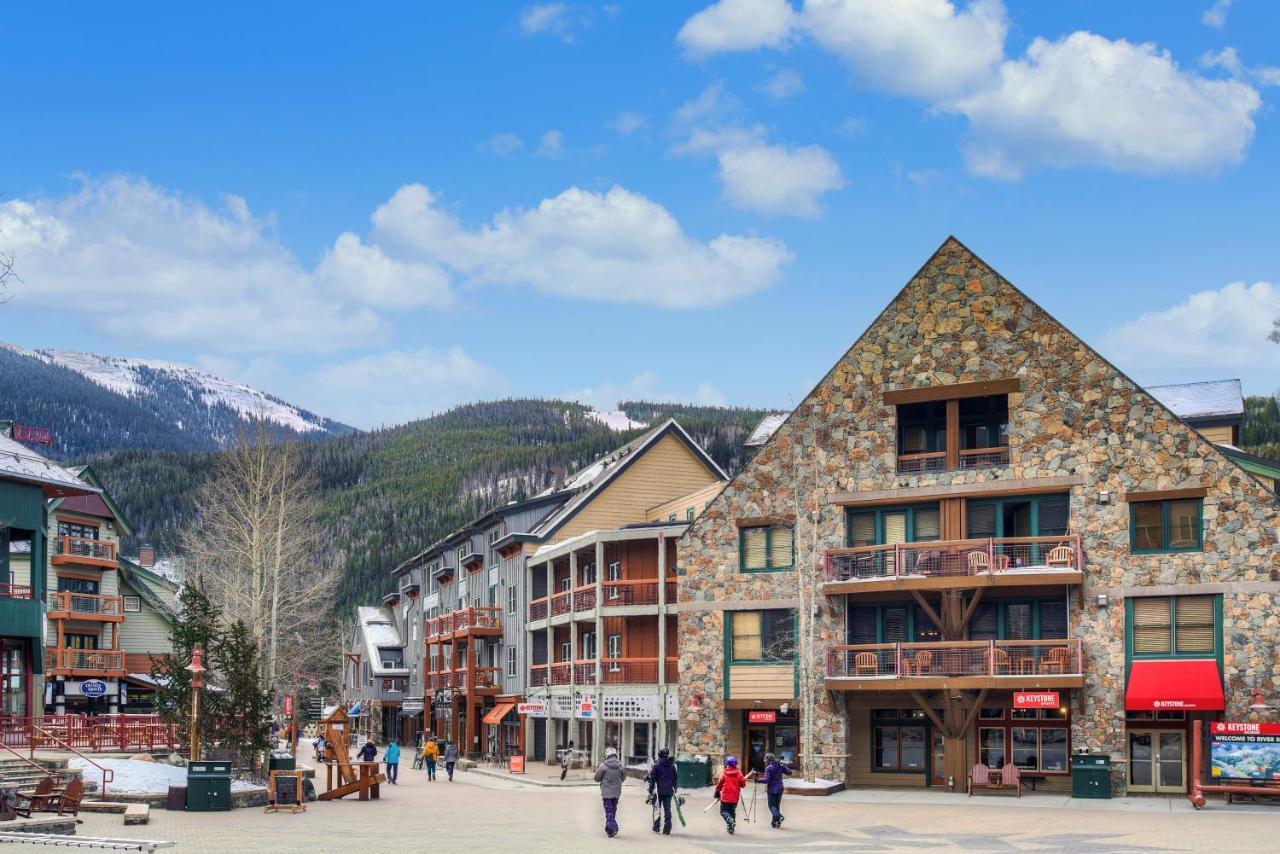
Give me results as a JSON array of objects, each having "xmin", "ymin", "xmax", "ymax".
[
  {"xmin": 516, "ymin": 702, "xmax": 546, "ymax": 715},
  {"xmin": 1211, "ymin": 721, "xmax": 1280, "ymax": 736},
  {"xmin": 13, "ymin": 424, "xmax": 52, "ymax": 445},
  {"xmin": 1013, "ymin": 691, "xmax": 1060, "ymax": 709},
  {"xmin": 747, "ymin": 710, "xmax": 777, "ymax": 724},
  {"xmin": 577, "ymin": 696, "xmax": 595, "ymax": 719},
  {"xmin": 283, "ymin": 695, "xmax": 294, "ymax": 717}
]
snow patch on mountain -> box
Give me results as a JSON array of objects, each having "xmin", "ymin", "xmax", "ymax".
[{"xmin": 585, "ymin": 409, "xmax": 648, "ymax": 431}]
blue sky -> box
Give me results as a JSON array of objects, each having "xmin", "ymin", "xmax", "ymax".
[{"xmin": 2, "ymin": 1, "xmax": 1278, "ymax": 428}]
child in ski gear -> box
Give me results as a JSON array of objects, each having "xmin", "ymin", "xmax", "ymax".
[
  {"xmin": 384, "ymin": 740, "xmax": 401, "ymax": 784},
  {"xmin": 595, "ymin": 747, "xmax": 626, "ymax": 838},
  {"xmin": 422, "ymin": 737, "xmax": 440, "ymax": 780},
  {"xmin": 715, "ymin": 756, "xmax": 747, "ymax": 834},
  {"xmin": 758, "ymin": 752, "xmax": 792, "ymax": 828},
  {"xmin": 443, "ymin": 741, "xmax": 459, "ymax": 780},
  {"xmin": 357, "ymin": 740, "xmax": 377, "ymax": 763},
  {"xmin": 645, "ymin": 747, "xmax": 679, "ymax": 834}
]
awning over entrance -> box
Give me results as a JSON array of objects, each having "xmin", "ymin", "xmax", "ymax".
[
  {"xmin": 1125, "ymin": 659, "xmax": 1225, "ymax": 711},
  {"xmin": 483, "ymin": 702, "xmax": 515, "ymax": 725}
]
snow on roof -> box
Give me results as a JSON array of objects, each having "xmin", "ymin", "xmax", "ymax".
[
  {"xmin": 357, "ymin": 606, "xmax": 407, "ymax": 675},
  {"xmin": 1147, "ymin": 379, "xmax": 1244, "ymax": 421},
  {"xmin": 745, "ymin": 413, "xmax": 788, "ymax": 447},
  {"xmin": 0, "ymin": 433, "xmax": 96, "ymax": 494}
]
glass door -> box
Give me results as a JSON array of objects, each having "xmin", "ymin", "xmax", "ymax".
[
  {"xmin": 745, "ymin": 726, "xmax": 768, "ymax": 773},
  {"xmin": 930, "ymin": 729, "xmax": 947, "ymax": 786},
  {"xmin": 1128, "ymin": 730, "xmax": 1186, "ymax": 793}
]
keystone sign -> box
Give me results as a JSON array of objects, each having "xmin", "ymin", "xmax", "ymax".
[{"xmin": 1013, "ymin": 691, "xmax": 1060, "ymax": 709}]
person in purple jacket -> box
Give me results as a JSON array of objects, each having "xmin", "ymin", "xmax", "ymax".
[{"xmin": 757, "ymin": 752, "xmax": 792, "ymax": 828}]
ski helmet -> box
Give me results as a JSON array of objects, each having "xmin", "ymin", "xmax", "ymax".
[
  {"xmin": 605, "ymin": 747, "xmax": 619, "ymax": 759},
  {"xmin": 724, "ymin": 756, "xmax": 738, "ymax": 767},
  {"xmin": 658, "ymin": 747, "xmax": 670, "ymax": 759}
]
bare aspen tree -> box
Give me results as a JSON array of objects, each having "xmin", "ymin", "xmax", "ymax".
[{"xmin": 183, "ymin": 419, "xmax": 338, "ymax": 695}]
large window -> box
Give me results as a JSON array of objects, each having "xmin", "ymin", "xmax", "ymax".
[
  {"xmin": 1131, "ymin": 499, "xmax": 1202, "ymax": 553},
  {"xmin": 57, "ymin": 521, "xmax": 98, "ymax": 540},
  {"xmin": 57, "ymin": 577, "xmax": 100, "ymax": 595},
  {"xmin": 896, "ymin": 394, "xmax": 1009, "ymax": 473},
  {"xmin": 976, "ymin": 708, "xmax": 1069, "ymax": 773},
  {"xmin": 959, "ymin": 395, "xmax": 1009, "ymax": 451},
  {"xmin": 897, "ymin": 402, "xmax": 947, "ymax": 455},
  {"xmin": 850, "ymin": 598, "xmax": 1067, "ymax": 643},
  {"xmin": 873, "ymin": 722, "xmax": 927, "ymax": 771},
  {"xmin": 739, "ymin": 524, "xmax": 794, "ymax": 572},
  {"xmin": 846, "ymin": 504, "xmax": 940, "ymax": 547},
  {"xmin": 507, "ymin": 646, "xmax": 517, "ymax": 678},
  {"xmin": 966, "ymin": 494, "xmax": 1069, "ymax": 539},
  {"xmin": 1130, "ymin": 595, "xmax": 1217, "ymax": 657},
  {"xmin": 731, "ymin": 610, "xmax": 796, "ymax": 662}
]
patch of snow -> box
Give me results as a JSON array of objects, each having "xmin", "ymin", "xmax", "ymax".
[
  {"xmin": 68, "ymin": 757, "xmax": 258, "ymax": 794},
  {"xmin": 586, "ymin": 409, "xmax": 647, "ymax": 431},
  {"xmin": 745, "ymin": 413, "xmax": 788, "ymax": 447},
  {"xmin": 785, "ymin": 777, "xmax": 842, "ymax": 790}
]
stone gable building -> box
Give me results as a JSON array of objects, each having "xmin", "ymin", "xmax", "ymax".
[{"xmin": 677, "ymin": 238, "xmax": 1279, "ymax": 796}]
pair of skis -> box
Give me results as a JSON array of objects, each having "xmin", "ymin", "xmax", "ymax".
[{"xmin": 651, "ymin": 794, "xmax": 687, "ymax": 830}]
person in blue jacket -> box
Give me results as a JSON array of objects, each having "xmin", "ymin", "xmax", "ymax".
[
  {"xmin": 757, "ymin": 752, "xmax": 792, "ymax": 828},
  {"xmin": 384, "ymin": 739, "xmax": 401, "ymax": 784},
  {"xmin": 645, "ymin": 747, "xmax": 679, "ymax": 834}
]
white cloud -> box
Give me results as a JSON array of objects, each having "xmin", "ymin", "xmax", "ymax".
[
  {"xmin": 608, "ymin": 112, "xmax": 646, "ymax": 136},
  {"xmin": 305, "ymin": 346, "xmax": 507, "ymax": 428},
  {"xmin": 535, "ymin": 129, "xmax": 564, "ymax": 158},
  {"xmin": 0, "ymin": 176, "xmax": 381, "ymax": 353},
  {"xmin": 520, "ymin": 3, "xmax": 594, "ymax": 43},
  {"xmin": 950, "ymin": 32, "xmax": 1261, "ymax": 179},
  {"xmin": 1100, "ymin": 281, "xmax": 1280, "ymax": 392},
  {"xmin": 763, "ymin": 67, "xmax": 805, "ymax": 99},
  {"xmin": 835, "ymin": 116, "xmax": 867, "ymax": 137},
  {"xmin": 480, "ymin": 132, "xmax": 524, "ymax": 156},
  {"xmin": 802, "ymin": 0, "xmax": 1007, "ymax": 99},
  {"xmin": 314, "ymin": 232, "xmax": 453, "ymax": 309},
  {"xmin": 1201, "ymin": 46, "xmax": 1280, "ymax": 88},
  {"xmin": 369, "ymin": 183, "xmax": 792, "ymax": 307},
  {"xmin": 677, "ymin": 0, "xmax": 798, "ymax": 58},
  {"xmin": 1202, "ymin": 0, "xmax": 1231, "ymax": 29},
  {"xmin": 566, "ymin": 371, "xmax": 729, "ymax": 411},
  {"xmin": 718, "ymin": 143, "xmax": 845, "ymax": 216}
]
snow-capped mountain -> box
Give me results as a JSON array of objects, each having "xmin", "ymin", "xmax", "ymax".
[{"xmin": 0, "ymin": 342, "xmax": 352, "ymax": 459}]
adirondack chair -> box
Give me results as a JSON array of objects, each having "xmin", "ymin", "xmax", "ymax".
[
  {"xmin": 911, "ymin": 650, "xmax": 934, "ymax": 675},
  {"xmin": 853, "ymin": 652, "xmax": 879, "ymax": 676},
  {"xmin": 1001, "ymin": 762, "xmax": 1022, "ymax": 797},
  {"xmin": 13, "ymin": 777, "xmax": 56, "ymax": 817},
  {"xmin": 988, "ymin": 647, "xmax": 1010, "ymax": 674},
  {"xmin": 967, "ymin": 762, "xmax": 992, "ymax": 796},
  {"xmin": 1046, "ymin": 544, "xmax": 1075, "ymax": 568},
  {"xmin": 1040, "ymin": 646, "xmax": 1072, "ymax": 674},
  {"xmin": 47, "ymin": 777, "xmax": 84, "ymax": 816},
  {"xmin": 967, "ymin": 550, "xmax": 990, "ymax": 572}
]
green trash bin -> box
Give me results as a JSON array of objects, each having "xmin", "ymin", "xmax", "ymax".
[
  {"xmin": 186, "ymin": 760, "xmax": 233, "ymax": 811},
  {"xmin": 268, "ymin": 752, "xmax": 295, "ymax": 772},
  {"xmin": 675, "ymin": 758, "xmax": 711, "ymax": 789},
  {"xmin": 1071, "ymin": 753, "xmax": 1112, "ymax": 799}
]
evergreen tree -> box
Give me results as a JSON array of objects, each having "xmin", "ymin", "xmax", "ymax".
[
  {"xmin": 211, "ymin": 619, "xmax": 273, "ymax": 768},
  {"xmin": 150, "ymin": 583, "xmax": 222, "ymax": 754}
]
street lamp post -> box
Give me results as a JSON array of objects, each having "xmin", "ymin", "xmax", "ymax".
[{"xmin": 187, "ymin": 645, "xmax": 207, "ymax": 762}]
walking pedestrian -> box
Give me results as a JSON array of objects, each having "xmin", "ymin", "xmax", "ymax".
[
  {"xmin": 645, "ymin": 747, "xmax": 679, "ymax": 834},
  {"xmin": 357, "ymin": 739, "xmax": 378, "ymax": 763},
  {"xmin": 384, "ymin": 739, "xmax": 401, "ymax": 784},
  {"xmin": 594, "ymin": 746, "xmax": 626, "ymax": 838},
  {"xmin": 444, "ymin": 741, "xmax": 459, "ymax": 781},
  {"xmin": 755, "ymin": 752, "xmax": 792, "ymax": 828},
  {"xmin": 422, "ymin": 737, "xmax": 440, "ymax": 780},
  {"xmin": 714, "ymin": 757, "xmax": 747, "ymax": 835}
]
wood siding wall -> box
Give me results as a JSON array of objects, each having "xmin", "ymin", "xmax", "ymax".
[
  {"xmin": 647, "ymin": 481, "xmax": 726, "ymax": 523},
  {"xmin": 728, "ymin": 663, "xmax": 794, "ymax": 700}
]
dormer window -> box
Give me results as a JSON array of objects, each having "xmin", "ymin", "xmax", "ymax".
[{"xmin": 891, "ymin": 384, "xmax": 1013, "ymax": 474}]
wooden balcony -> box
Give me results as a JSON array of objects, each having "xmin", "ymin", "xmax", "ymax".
[
  {"xmin": 530, "ymin": 579, "xmax": 676, "ymax": 621},
  {"xmin": 600, "ymin": 658, "xmax": 678, "ymax": 685},
  {"xmin": 896, "ymin": 446, "xmax": 1009, "ymax": 475},
  {"xmin": 51, "ymin": 536, "xmax": 117, "ymax": 568},
  {"xmin": 0, "ymin": 583, "xmax": 33, "ymax": 599},
  {"xmin": 529, "ymin": 664, "xmax": 549, "ymax": 688},
  {"xmin": 427, "ymin": 606, "xmax": 502, "ymax": 639},
  {"xmin": 822, "ymin": 535, "xmax": 1083, "ymax": 595},
  {"xmin": 826, "ymin": 639, "xmax": 1083, "ymax": 691},
  {"xmin": 46, "ymin": 591, "xmax": 125, "ymax": 622},
  {"xmin": 529, "ymin": 597, "xmax": 549, "ymax": 622},
  {"xmin": 46, "ymin": 647, "xmax": 126, "ymax": 678}
]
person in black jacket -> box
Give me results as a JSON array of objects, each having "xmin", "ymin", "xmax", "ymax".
[
  {"xmin": 645, "ymin": 747, "xmax": 679, "ymax": 835},
  {"xmin": 357, "ymin": 740, "xmax": 378, "ymax": 763}
]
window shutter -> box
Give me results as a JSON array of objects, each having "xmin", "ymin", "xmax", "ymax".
[
  {"xmin": 1038, "ymin": 601, "xmax": 1068, "ymax": 639},
  {"xmin": 1132, "ymin": 598, "xmax": 1172, "ymax": 654},
  {"xmin": 1006, "ymin": 603, "xmax": 1033, "ymax": 640},
  {"xmin": 969, "ymin": 603, "xmax": 998, "ymax": 640},
  {"xmin": 1174, "ymin": 596, "xmax": 1215, "ymax": 653},
  {"xmin": 883, "ymin": 513, "xmax": 908, "ymax": 545},
  {"xmin": 1037, "ymin": 496, "xmax": 1070, "ymax": 537},
  {"xmin": 967, "ymin": 503, "xmax": 997, "ymax": 538},
  {"xmin": 741, "ymin": 527, "xmax": 767, "ymax": 569},
  {"xmin": 883, "ymin": 607, "xmax": 908, "ymax": 643},
  {"xmin": 913, "ymin": 508, "xmax": 941, "ymax": 542},
  {"xmin": 849, "ymin": 512, "xmax": 877, "ymax": 547},
  {"xmin": 849, "ymin": 607, "xmax": 878, "ymax": 644},
  {"xmin": 732, "ymin": 612, "xmax": 762, "ymax": 660},
  {"xmin": 769, "ymin": 525, "xmax": 794, "ymax": 568}
]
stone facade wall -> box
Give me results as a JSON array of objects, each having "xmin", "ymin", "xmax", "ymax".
[{"xmin": 676, "ymin": 238, "xmax": 1280, "ymax": 787}]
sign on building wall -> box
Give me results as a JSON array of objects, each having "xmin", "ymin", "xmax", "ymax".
[
  {"xmin": 576, "ymin": 695, "xmax": 595, "ymax": 719},
  {"xmin": 1013, "ymin": 691, "xmax": 1060, "ymax": 709},
  {"xmin": 517, "ymin": 702, "xmax": 547, "ymax": 716},
  {"xmin": 747, "ymin": 710, "xmax": 777, "ymax": 723},
  {"xmin": 80, "ymin": 679, "xmax": 107, "ymax": 698},
  {"xmin": 1210, "ymin": 722, "xmax": 1280, "ymax": 782}
]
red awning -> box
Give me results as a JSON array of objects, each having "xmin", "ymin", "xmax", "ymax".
[
  {"xmin": 482, "ymin": 702, "xmax": 515, "ymax": 725},
  {"xmin": 1125, "ymin": 659, "xmax": 1225, "ymax": 711}
]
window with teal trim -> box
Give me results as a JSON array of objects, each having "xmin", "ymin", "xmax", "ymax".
[
  {"xmin": 731, "ymin": 609, "xmax": 796, "ymax": 663},
  {"xmin": 1130, "ymin": 499, "xmax": 1202, "ymax": 553},
  {"xmin": 965, "ymin": 494, "xmax": 1069, "ymax": 539},
  {"xmin": 1130, "ymin": 595, "xmax": 1217, "ymax": 657},
  {"xmin": 846, "ymin": 504, "xmax": 940, "ymax": 547},
  {"xmin": 847, "ymin": 599, "xmax": 1068, "ymax": 643},
  {"xmin": 739, "ymin": 524, "xmax": 794, "ymax": 572}
]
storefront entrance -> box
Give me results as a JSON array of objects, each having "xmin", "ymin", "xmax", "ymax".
[
  {"xmin": 1128, "ymin": 730, "xmax": 1185, "ymax": 793},
  {"xmin": 739, "ymin": 709, "xmax": 800, "ymax": 773},
  {"xmin": 930, "ymin": 730, "xmax": 947, "ymax": 786}
]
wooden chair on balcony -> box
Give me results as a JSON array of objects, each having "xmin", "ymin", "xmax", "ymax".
[
  {"xmin": 1039, "ymin": 647, "xmax": 1072, "ymax": 674},
  {"xmin": 910, "ymin": 650, "xmax": 934, "ymax": 676},
  {"xmin": 853, "ymin": 652, "xmax": 879, "ymax": 676},
  {"xmin": 967, "ymin": 551, "xmax": 990, "ymax": 573},
  {"xmin": 1046, "ymin": 545, "xmax": 1075, "ymax": 568},
  {"xmin": 988, "ymin": 648, "xmax": 1010, "ymax": 675}
]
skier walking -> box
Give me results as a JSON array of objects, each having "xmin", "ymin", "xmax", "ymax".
[
  {"xmin": 422, "ymin": 737, "xmax": 440, "ymax": 780},
  {"xmin": 357, "ymin": 739, "xmax": 378, "ymax": 763},
  {"xmin": 756, "ymin": 752, "xmax": 792, "ymax": 828},
  {"xmin": 645, "ymin": 747, "xmax": 679, "ymax": 834},
  {"xmin": 594, "ymin": 746, "xmax": 626, "ymax": 838},
  {"xmin": 383, "ymin": 739, "xmax": 401, "ymax": 784},
  {"xmin": 714, "ymin": 757, "xmax": 748, "ymax": 835}
]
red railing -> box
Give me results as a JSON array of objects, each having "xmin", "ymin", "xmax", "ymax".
[
  {"xmin": 529, "ymin": 597, "xmax": 549, "ymax": 621},
  {"xmin": 823, "ymin": 535, "xmax": 1082, "ymax": 584},
  {"xmin": 473, "ymin": 667, "xmax": 501, "ymax": 690},
  {"xmin": 454, "ymin": 606, "xmax": 502, "ymax": 633},
  {"xmin": 665, "ymin": 657, "xmax": 678, "ymax": 683},
  {"xmin": 549, "ymin": 663, "xmax": 573, "ymax": 685},
  {"xmin": 45, "ymin": 648, "xmax": 125, "ymax": 675},
  {"xmin": 826, "ymin": 639, "xmax": 1083, "ymax": 679},
  {"xmin": 573, "ymin": 586, "xmax": 596, "ymax": 611},
  {"xmin": 54, "ymin": 535, "xmax": 116, "ymax": 563},
  {"xmin": 47, "ymin": 591, "xmax": 124, "ymax": 619},
  {"xmin": 0, "ymin": 715, "xmax": 178, "ymax": 756},
  {"xmin": 896, "ymin": 446, "xmax": 1009, "ymax": 474},
  {"xmin": 529, "ymin": 665, "xmax": 549, "ymax": 687},
  {"xmin": 0, "ymin": 583, "xmax": 33, "ymax": 599},
  {"xmin": 601, "ymin": 579, "xmax": 660, "ymax": 606},
  {"xmin": 550, "ymin": 591, "xmax": 573, "ymax": 617},
  {"xmin": 30, "ymin": 721, "xmax": 115, "ymax": 794},
  {"xmin": 600, "ymin": 658, "xmax": 658, "ymax": 684},
  {"xmin": 572, "ymin": 661, "xmax": 594, "ymax": 683}
]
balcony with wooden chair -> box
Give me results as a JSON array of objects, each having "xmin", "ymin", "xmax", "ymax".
[
  {"xmin": 46, "ymin": 591, "xmax": 125, "ymax": 623},
  {"xmin": 826, "ymin": 639, "xmax": 1083, "ymax": 691},
  {"xmin": 45, "ymin": 647, "xmax": 126, "ymax": 678},
  {"xmin": 51, "ymin": 536, "xmax": 117, "ymax": 569},
  {"xmin": 822, "ymin": 535, "xmax": 1084, "ymax": 596}
]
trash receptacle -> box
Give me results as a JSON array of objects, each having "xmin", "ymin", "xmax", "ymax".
[
  {"xmin": 269, "ymin": 752, "xmax": 296, "ymax": 772},
  {"xmin": 1071, "ymin": 753, "xmax": 1112, "ymax": 799},
  {"xmin": 166, "ymin": 785, "xmax": 187, "ymax": 811},
  {"xmin": 186, "ymin": 760, "xmax": 233, "ymax": 811},
  {"xmin": 675, "ymin": 758, "xmax": 710, "ymax": 789}
]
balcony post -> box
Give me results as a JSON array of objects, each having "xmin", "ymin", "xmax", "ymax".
[
  {"xmin": 988, "ymin": 538, "xmax": 995, "ymax": 572},
  {"xmin": 989, "ymin": 640, "xmax": 995, "ymax": 676},
  {"xmin": 894, "ymin": 643, "xmax": 901, "ymax": 677},
  {"xmin": 593, "ymin": 540, "xmax": 605, "ymax": 766},
  {"xmin": 893, "ymin": 544, "xmax": 901, "ymax": 579}
]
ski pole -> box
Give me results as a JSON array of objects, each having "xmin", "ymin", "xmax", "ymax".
[{"xmin": 702, "ymin": 796, "xmax": 721, "ymax": 813}]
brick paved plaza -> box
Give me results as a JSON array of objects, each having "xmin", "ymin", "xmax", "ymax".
[{"xmin": 62, "ymin": 763, "xmax": 1280, "ymax": 853}]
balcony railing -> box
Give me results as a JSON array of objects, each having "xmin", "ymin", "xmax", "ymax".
[
  {"xmin": 896, "ymin": 446, "xmax": 1009, "ymax": 475},
  {"xmin": 601, "ymin": 658, "xmax": 661, "ymax": 684},
  {"xmin": 549, "ymin": 663, "xmax": 573, "ymax": 685},
  {"xmin": 601, "ymin": 579, "xmax": 662, "ymax": 606},
  {"xmin": 826, "ymin": 639, "xmax": 1082, "ymax": 680},
  {"xmin": 0, "ymin": 583, "xmax": 33, "ymax": 599},
  {"xmin": 529, "ymin": 597, "xmax": 549, "ymax": 621},
  {"xmin": 53, "ymin": 536, "xmax": 116, "ymax": 564},
  {"xmin": 529, "ymin": 665, "xmax": 549, "ymax": 687},
  {"xmin": 454, "ymin": 606, "xmax": 501, "ymax": 633},
  {"xmin": 47, "ymin": 591, "xmax": 124, "ymax": 619},
  {"xmin": 573, "ymin": 586, "xmax": 596, "ymax": 611},
  {"xmin": 46, "ymin": 648, "xmax": 125, "ymax": 675},
  {"xmin": 824, "ymin": 535, "xmax": 1082, "ymax": 584},
  {"xmin": 474, "ymin": 667, "xmax": 501, "ymax": 690},
  {"xmin": 550, "ymin": 591, "xmax": 573, "ymax": 617}
]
